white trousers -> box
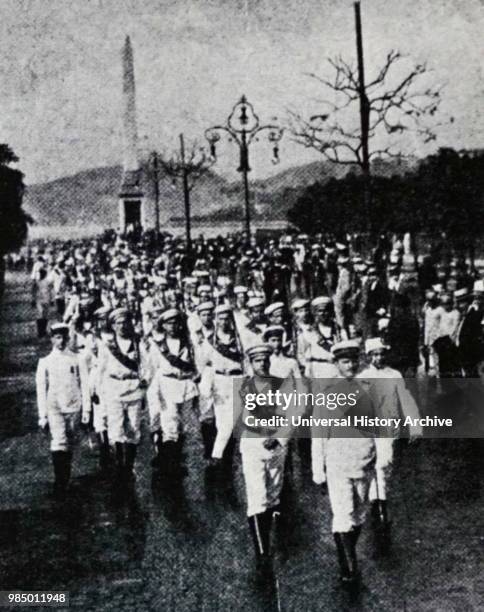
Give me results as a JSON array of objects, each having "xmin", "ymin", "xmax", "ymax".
[
  {"xmin": 326, "ymin": 466, "xmax": 372, "ymax": 533},
  {"xmin": 211, "ymin": 374, "xmax": 236, "ymax": 459},
  {"xmin": 106, "ymin": 399, "xmax": 142, "ymax": 444},
  {"xmin": 241, "ymin": 438, "xmax": 287, "ymax": 517},
  {"xmin": 47, "ymin": 410, "xmax": 80, "ymax": 452},
  {"xmin": 369, "ymin": 437, "xmax": 394, "ymax": 501}
]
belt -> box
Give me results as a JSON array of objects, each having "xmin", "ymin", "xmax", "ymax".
[
  {"xmin": 109, "ymin": 373, "xmax": 139, "ymax": 381},
  {"xmin": 309, "ymin": 357, "xmax": 331, "ymax": 363},
  {"xmin": 163, "ymin": 372, "xmax": 194, "ymax": 380},
  {"xmin": 215, "ymin": 368, "xmax": 243, "ymax": 376}
]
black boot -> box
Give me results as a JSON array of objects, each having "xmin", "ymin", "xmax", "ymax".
[
  {"xmin": 370, "ymin": 499, "xmax": 380, "ymax": 527},
  {"xmin": 65, "ymin": 451, "xmax": 72, "ymax": 489},
  {"xmin": 374, "ymin": 500, "xmax": 391, "ymax": 553},
  {"xmin": 124, "ymin": 443, "xmax": 137, "ymax": 479},
  {"xmin": 334, "ymin": 532, "xmax": 359, "ymax": 585},
  {"xmin": 200, "ymin": 420, "xmax": 217, "ymax": 460},
  {"xmin": 98, "ymin": 432, "xmax": 112, "ymax": 473},
  {"xmin": 114, "ymin": 442, "xmax": 125, "ymax": 479},
  {"xmin": 51, "ymin": 451, "xmax": 69, "ymax": 500},
  {"xmin": 377, "ymin": 500, "xmax": 390, "ymax": 530},
  {"xmin": 221, "ymin": 437, "xmax": 235, "ymax": 479},
  {"xmin": 160, "ymin": 441, "xmax": 178, "ymax": 478},
  {"xmin": 150, "ymin": 430, "xmax": 163, "ymax": 469}
]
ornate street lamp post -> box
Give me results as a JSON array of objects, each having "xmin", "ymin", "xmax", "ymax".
[{"xmin": 205, "ymin": 95, "xmax": 283, "ymax": 236}]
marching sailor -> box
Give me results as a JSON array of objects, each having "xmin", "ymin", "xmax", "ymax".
[
  {"xmin": 96, "ymin": 308, "xmax": 149, "ymax": 481},
  {"xmin": 238, "ymin": 344, "xmax": 292, "ymax": 577},
  {"xmin": 36, "ymin": 323, "xmax": 91, "ymax": 499},
  {"xmin": 314, "ymin": 340, "xmax": 377, "ymax": 587},
  {"xmin": 358, "ymin": 338, "xmax": 422, "ymax": 535},
  {"xmin": 190, "ymin": 301, "xmax": 218, "ymax": 460},
  {"xmin": 147, "ymin": 308, "xmax": 199, "ymax": 476},
  {"xmin": 207, "ymin": 304, "xmax": 244, "ymax": 474}
]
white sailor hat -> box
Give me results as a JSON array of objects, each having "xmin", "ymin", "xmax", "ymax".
[
  {"xmin": 473, "ymin": 279, "xmax": 484, "ymax": 294},
  {"xmin": 454, "ymin": 287, "xmax": 470, "ymax": 301},
  {"xmin": 331, "ymin": 339, "xmax": 360, "ymax": 358},
  {"xmin": 365, "ymin": 337, "xmax": 389, "ymax": 354},
  {"xmin": 215, "ymin": 303, "xmax": 233, "ymax": 316},
  {"xmin": 336, "ymin": 242, "xmax": 347, "ymax": 251},
  {"xmin": 246, "ymin": 344, "xmax": 273, "ymax": 360},
  {"xmin": 264, "ymin": 302, "xmax": 284, "ymax": 316},
  {"xmin": 247, "ymin": 297, "xmax": 266, "ymax": 310},
  {"xmin": 94, "ymin": 306, "xmax": 111, "ymax": 319},
  {"xmin": 158, "ymin": 308, "xmax": 181, "ymax": 323},
  {"xmin": 234, "ymin": 285, "xmax": 248, "ymax": 295},
  {"xmin": 431, "ymin": 284, "xmax": 443, "ymax": 293},
  {"xmin": 311, "ymin": 296, "xmax": 332, "ymax": 308},
  {"xmin": 377, "ymin": 317, "xmax": 390, "ymax": 331},
  {"xmin": 183, "ymin": 277, "xmax": 197, "ymax": 285},
  {"xmin": 291, "ymin": 298, "xmax": 309, "ymax": 311},
  {"xmin": 109, "ymin": 307, "xmax": 131, "ymax": 324},
  {"xmin": 247, "ymin": 290, "xmax": 265, "ymax": 299},
  {"xmin": 193, "ymin": 270, "xmax": 210, "ymax": 279},
  {"xmin": 197, "ymin": 284, "xmax": 212, "ymax": 295},
  {"xmin": 263, "ymin": 325, "xmax": 285, "ymax": 340},
  {"xmin": 337, "ymin": 255, "xmax": 350, "ymax": 265},
  {"xmin": 196, "ymin": 301, "xmax": 215, "ymax": 313},
  {"xmin": 50, "ymin": 322, "xmax": 70, "ymax": 336}
]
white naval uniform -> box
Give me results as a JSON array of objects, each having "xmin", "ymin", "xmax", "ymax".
[
  {"xmin": 192, "ymin": 326, "xmax": 215, "ymax": 424},
  {"xmin": 314, "ymin": 376, "xmax": 377, "ymax": 533},
  {"xmin": 147, "ymin": 336, "xmax": 198, "ymax": 442},
  {"xmin": 36, "ymin": 348, "xmax": 90, "ymax": 451},
  {"xmin": 80, "ymin": 333, "xmax": 111, "ymax": 434},
  {"xmin": 96, "ymin": 336, "xmax": 148, "ymax": 445},
  {"xmin": 238, "ymin": 377, "xmax": 291, "ymax": 517},
  {"xmin": 204, "ymin": 331, "xmax": 244, "ymax": 459},
  {"xmin": 358, "ymin": 365, "xmax": 422, "ymax": 501}
]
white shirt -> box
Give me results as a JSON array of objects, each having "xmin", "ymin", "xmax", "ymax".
[{"xmin": 36, "ymin": 348, "xmax": 90, "ymax": 419}]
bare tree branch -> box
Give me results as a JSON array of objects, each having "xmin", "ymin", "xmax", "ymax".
[{"xmin": 289, "ymin": 49, "xmax": 444, "ymax": 169}]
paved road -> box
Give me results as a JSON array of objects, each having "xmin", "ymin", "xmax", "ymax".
[{"xmin": 0, "ymin": 272, "xmax": 482, "ymax": 612}]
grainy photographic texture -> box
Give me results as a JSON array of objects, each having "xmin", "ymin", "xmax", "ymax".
[{"xmin": 0, "ymin": 1, "xmax": 483, "ymax": 611}]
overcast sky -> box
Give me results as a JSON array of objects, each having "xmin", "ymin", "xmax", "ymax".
[{"xmin": 0, "ymin": 0, "xmax": 483, "ymax": 184}]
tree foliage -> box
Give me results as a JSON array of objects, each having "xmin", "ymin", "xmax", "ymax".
[
  {"xmin": 0, "ymin": 144, "xmax": 31, "ymax": 255},
  {"xmin": 287, "ymin": 148, "xmax": 484, "ymax": 250}
]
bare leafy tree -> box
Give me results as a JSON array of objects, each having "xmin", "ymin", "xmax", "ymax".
[
  {"xmin": 289, "ymin": 50, "xmax": 445, "ymax": 169},
  {"xmin": 150, "ymin": 134, "xmax": 213, "ymax": 248}
]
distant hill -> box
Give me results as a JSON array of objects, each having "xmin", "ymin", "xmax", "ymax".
[{"xmin": 24, "ymin": 156, "xmax": 419, "ymax": 228}]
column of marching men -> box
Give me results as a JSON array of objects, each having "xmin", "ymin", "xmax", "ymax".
[{"xmin": 32, "ymin": 228, "xmax": 484, "ymax": 591}]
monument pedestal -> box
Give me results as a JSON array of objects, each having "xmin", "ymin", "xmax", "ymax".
[{"xmin": 119, "ymin": 169, "xmax": 144, "ymax": 233}]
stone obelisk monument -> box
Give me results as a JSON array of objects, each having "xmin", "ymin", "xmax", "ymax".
[{"xmin": 118, "ymin": 35, "xmax": 144, "ymax": 233}]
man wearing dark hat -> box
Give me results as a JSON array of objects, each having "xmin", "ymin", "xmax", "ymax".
[{"xmin": 36, "ymin": 323, "xmax": 91, "ymax": 499}]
